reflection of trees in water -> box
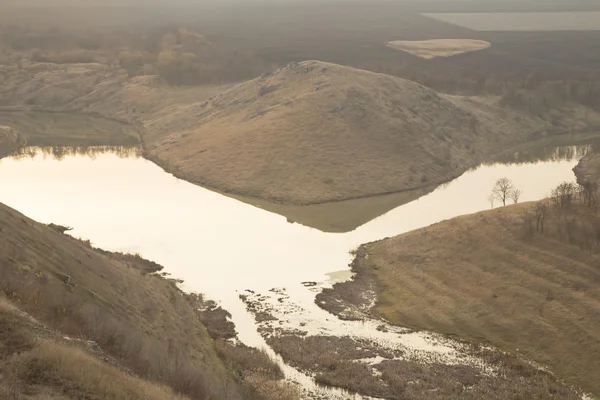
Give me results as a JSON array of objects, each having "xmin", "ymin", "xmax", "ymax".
[
  {"xmin": 10, "ymin": 145, "xmax": 141, "ymax": 161},
  {"xmin": 486, "ymin": 142, "xmax": 600, "ymax": 166}
]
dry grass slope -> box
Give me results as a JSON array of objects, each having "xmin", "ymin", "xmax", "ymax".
[
  {"xmin": 361, "ymin": 204, "xmax": 600, "ymax": 396},
  {"xmin": 148, "ymin": 60, "xmax": 600, "ymax": 204},
  {"xmin": 0, "ymin": 299, "xmax": 189, "ymax": 400}
]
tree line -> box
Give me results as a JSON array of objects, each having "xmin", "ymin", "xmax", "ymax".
[{"xmin": 0, "ymin": 24, "xmax": 271, "ymax": 85}]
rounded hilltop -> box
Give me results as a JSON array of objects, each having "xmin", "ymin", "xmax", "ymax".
[{"xmin": 152, "ymin": 60, "xmax": 550, "ymax": 205}]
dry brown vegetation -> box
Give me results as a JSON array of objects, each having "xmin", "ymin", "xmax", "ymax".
[
  {"xmin": 337, "ymin": 199, "xmax": 600, "ymax": 396},
  {"xmin": 386, "ymin": 39, "xmax": 491, "ymax": 59},
  {"xmin": 267, "ymin": 333, "xmax": 579, "ymax": 399},
  {"xmin": 0, "ymin": 298, "xmax": 192, "ymax": 400}
]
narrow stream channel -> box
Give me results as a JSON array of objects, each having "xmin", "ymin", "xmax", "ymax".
[{"xmin": 0, "ymin": 143, "xmax": 592, "ymax": 398}]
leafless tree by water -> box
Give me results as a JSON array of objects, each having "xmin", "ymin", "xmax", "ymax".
[
  {"xmin": 533, "ymin": 202, "xmax": 549, "ymax": 233},
  {"xmin": 488, "ymin": 193, "xmax": 495, "ymax": 209},
  {"xmin": 491, "ymin": 177, "xmax": 515, "ymax": 206},
  {"xmin": 579, "ymin": 180, "xmax": 598, "ymax": 207},
  {"xmin": 551, "ymin": 182, "xmax": 577, "ymax": 209},
  {"xmin": 511, "ymin": 189, "xmax": 522, "ymax": 204}
]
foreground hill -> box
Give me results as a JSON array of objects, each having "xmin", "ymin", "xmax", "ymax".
[
  {"xmin": 319, "ymin": 200, "xmax": 600, "ymax": 396},
  {"xmin": 1, "ymin": 60, "xmax": 599, "ymax": 205},
  {"xmin": 0, "ymin": 202, "xmax": 293, "ymax": 399}
]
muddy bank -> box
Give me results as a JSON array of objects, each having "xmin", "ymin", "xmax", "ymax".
[
  {"xmin": 315, "ymin": 246, "xmax": 380, "ymax": 320},
  {"xmin": 241, "ymin": 286, "xmax": 581, "ymax": 400}
]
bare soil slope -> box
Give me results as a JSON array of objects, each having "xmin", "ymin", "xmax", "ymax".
[{"xmin": 326, "ymin": 203, "xmax": 600, "ymax": 396}]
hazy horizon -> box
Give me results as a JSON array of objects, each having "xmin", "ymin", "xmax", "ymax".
[{"xmin": 2, "ymin": 0, "xmax": 600, "ymax": 7}]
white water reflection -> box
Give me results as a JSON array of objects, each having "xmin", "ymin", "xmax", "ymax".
[{"xmin": 0, "ymin": 147, "xmax": 583, "ymax": 396}]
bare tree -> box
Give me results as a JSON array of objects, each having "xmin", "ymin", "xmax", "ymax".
[
  {"xmin": 491, "ymin": 177, "xmax": 515, "ymax": 206},
  {"xmin": 533, "ymin": 202, "xmax": 549, "ymax": 233},
  {"xmin": 579, "ymin": 180, "xmax": 598, "ymax": 207},
  {"xmin": 488, "ymin": 193, "xmax": 495, "ymax": 209},
  {"xmin": 551, "ymin": 182, "xmax": 577, "ymax": 208},
  {"xmin": 511, "ymin": 189, "xmax": 522, "ymax": 204}
]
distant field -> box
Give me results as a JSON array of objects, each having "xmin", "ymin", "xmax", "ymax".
[
  {"xmin": 424, "ymin": 11, "xmax": 600, "ymax": 31},
  {"xmin": 386, "ymin": 39, "xmax": 490, "ymax": 59}
]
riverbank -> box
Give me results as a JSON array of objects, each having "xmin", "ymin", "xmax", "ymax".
[{"xmin": 319, "ymin": 199, "xmax": 600, "ymax": 397}]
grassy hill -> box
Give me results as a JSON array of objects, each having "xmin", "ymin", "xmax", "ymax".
[
  {"xmin": 124, "ymin": 61, "xmax": 599, "ymax": 205},
  {"xmin": 320, "ymin": 198, "xmax": 600, "ymax": 396},
  {"xmin": 0, "ymin": 202, "xmax": 295, "ymax": 400}
]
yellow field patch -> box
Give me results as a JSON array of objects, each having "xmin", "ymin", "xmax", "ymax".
[{"xmin": 386, "ymin": 39, "xmax": 491, "ymax": 59}]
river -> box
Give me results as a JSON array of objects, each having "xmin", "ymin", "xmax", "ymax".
[{"xmin": 0, "ymin": 142, "xmax": 593, "ymax": 398}]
